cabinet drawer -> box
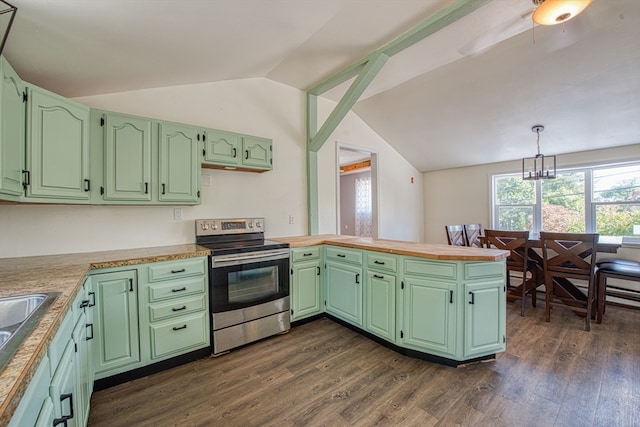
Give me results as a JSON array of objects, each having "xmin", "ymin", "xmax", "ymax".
[
  {"xmin": 150, "ymin": 312, "xmax": 208, "ymax": 359},
  {"xmin": 148, "ymin": 294, "xmax": 207, "ymax": 322},
  {"xmin": 148, "ymin": 276, "xmax": 207, "ymax": 302},
  {"xmin": 404, "ymin": 258, "xmax": 457, "ymax": 280},
  {"xmin": 325, "ymin": 246, "xmax": 363, "ymax": 265},
  {"xmin": 366, "ymin": 252, "xmax": 397, "ymax": 273},
  {"xmin": 291, "ymin": 246, "xmax": 321, "ymax": 262},
  {"xmin": 147, "ymin": 258, "xmax": 206, "ymax": 282},
  {"xmin": 464, "ymin": 261, "xmax": 505, "ymax": 279}
]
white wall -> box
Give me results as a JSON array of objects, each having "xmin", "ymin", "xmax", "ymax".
[
  {"xmin": 423, "ymin": 144, "xmax": 640, "ymax": 244},
  {"xmin": 316, "ymin": 98, "xmax": 424, "ymax": 242},
  {"xmin": 0, "ymin": 78, "xmax": 424, "ymax": 258}
]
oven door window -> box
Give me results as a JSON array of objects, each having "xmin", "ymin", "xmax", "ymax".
[
  {"xmin": 228, "ymin": 266, "xmax": 278, "ymax": 303},
  {"xmin": 212, "ymin": 257, "xmax": 289, "ymax": 312}
]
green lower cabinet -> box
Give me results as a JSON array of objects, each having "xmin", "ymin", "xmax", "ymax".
[
  {"xmin": 364, "ymin": 270, "xmax": 396, "ymax": 342},
  {"xmin": 8, "ymin": 354, "xmax": 52, "ymax": 427},
  {"xmin": 93, "ymin": 269, "xmax": 141, "ymax": 378},
  {"xmin": 149, "ymin": 311, "xmax": 208, "ymax": 360},
  {"xmin": 401, "ymin": 276, "xmax": 457, "ymax": 357},
  {"xmin": 325, "ymin": 260, "xmax": 363, "ymax": 327},
  {"xmin": 291, "ymin": 258, "xmax": 322, "ymax": 321},
  {"xmin": 464, "ymin": 280, "xmax": 506, "ymax": 357}
]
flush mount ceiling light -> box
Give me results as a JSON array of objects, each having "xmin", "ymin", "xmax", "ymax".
[
  {"xmin": 531, "ymin": 0, "xmax": 592, "ymax": 25},
  {"xmin": 522, "ymin": 125, "xmax": 556, "ymax": 180}
]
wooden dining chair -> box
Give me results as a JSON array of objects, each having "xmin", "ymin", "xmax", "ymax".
[
  {"xmin": 540, "ymin": 232, "xmax": 599, "ymax": 331},
  {"xmin": 445, "ymin": 225, "xmax": 466, "ymax": 246},
  {"xmin": 464, "ymin": 224, "xmax": 483, "ymax": 248},
  {"xmin": 484, "ymin": 229, "xmax": 538, "ymax": 316}
]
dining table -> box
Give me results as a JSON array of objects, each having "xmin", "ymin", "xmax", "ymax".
[{"xmin": 480, "ymin": 234, "xmax": 622, "ymax": 311}]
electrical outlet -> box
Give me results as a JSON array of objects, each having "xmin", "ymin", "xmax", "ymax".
[
  {"xmin": 289, "ymin": 215, "xmax": 295, "ymax": 224},
  {"xmin": 173, "ymin": 208, "xmax": 183, "ymax": 221}
]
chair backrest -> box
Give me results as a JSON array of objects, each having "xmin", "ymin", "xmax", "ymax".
[
  {"xmin": 464, "ymin": 224, "xmax": 483, "ymax": 248},
  {"xmin": 484, "ymin": 229, "xmax": 530, "ymax": 271},
  {"xmin": 540, "ymin": 232, "xmax": 599, "ymax": 280},
  {"xmin": 445, "ymin": 225, "xmax": 466, "ymax": 246}
]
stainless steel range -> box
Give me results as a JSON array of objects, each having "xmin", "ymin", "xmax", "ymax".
[{"xmin": 195, "ymin": 218, "xmax": 290, "ymax": 355}]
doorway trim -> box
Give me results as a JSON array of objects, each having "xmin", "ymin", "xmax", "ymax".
[{"xmin": 336, "ymin": 142, "xmax": 379, "ymax": 239}]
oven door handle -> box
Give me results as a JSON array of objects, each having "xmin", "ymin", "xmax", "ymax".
[{"xmin": 212, "ymin": 249, "xmax": 290, "ymax": 267}]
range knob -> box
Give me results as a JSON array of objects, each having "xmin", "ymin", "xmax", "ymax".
[
  {"xmin": 255, "ymin": 221, "xmax": 263, "ymax": 229},
  {"xmin": 201, "ymin": 223, "xmax": 209, "ymax": 230},
  {"xmin": 212, "ymin": 223, "xmax": 218, "ymax": 230},
  {"xmin": 248, "ymin": 222, "xmax": 254, "ymax": 228}
]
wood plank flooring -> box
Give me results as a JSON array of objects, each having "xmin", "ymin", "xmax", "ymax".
[{"xmin": 88, "ymin": 301, "xmax": 640, "ymax": 426}]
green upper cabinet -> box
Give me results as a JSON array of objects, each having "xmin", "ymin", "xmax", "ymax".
[
  {"xmin": 0, "ymin": 56, "xmax": 26, "ymax": 198},
  {"xmin": 241, "ymin": 135, "xmax": 272, "ymax": 170},
  {"xmin": 202, "ymin": 128, "xmax": 240, "ymax": 167},
  {"xmin": 103, "ymin": 112, "xmax": 153, "ymax": 201},
  {"xmin": 202, "ymin": 129, "xmax": 272, "ymax": 172},
  {"xmin": 26, "ymin": 85, "xmax": 90, "ymax": 201},
  {"xmin": 158, "ymin": 122, "xmax": 200, "ymax": 203}
]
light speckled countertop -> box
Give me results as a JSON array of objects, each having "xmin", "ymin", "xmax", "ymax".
[
  {"xmin": 272, "ymin": 235, "xmax": 510, "ymax": 261},
  {"xmin": 0, "ymin": 244, "xmax": 210, "ymax": 424}
]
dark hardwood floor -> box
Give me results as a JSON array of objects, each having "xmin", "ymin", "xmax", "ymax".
[{"xmin": 88, "ymin": 301, "xmax": 640, "ymax": 426}]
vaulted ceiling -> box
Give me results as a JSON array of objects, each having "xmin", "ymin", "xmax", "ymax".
[{"xmin": 4, "ymin": 0, "xmax": 639, "ymax": 172}]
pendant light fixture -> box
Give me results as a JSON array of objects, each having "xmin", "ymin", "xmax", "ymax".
[
  {"xmin": 522, "ymin": 125, "xmax": 556, "ymax": 180},
  {"xmin": 531, "ymin": 0, "xmax": 592, "ymax": 26}
]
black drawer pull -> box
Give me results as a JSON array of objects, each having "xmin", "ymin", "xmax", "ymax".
[
  {"xmin": 144, "ymin": 182, "xmax": 149, "ymax": 194},
  {"xmin": 317, "ymin": 266, "xmax": 320, "ymax": 276},
  {"xmin": 86, "ymin": 323, "xmax": 94, "ymax": 340},
  {"xmin": 173, "ymin": 324, "xmax": 187, "ymax": 331},
  {"xmin": 374, "ymin": 260, "xmax": 385, "ymax": 265},
  {"xmin": 162, "ymin": 183, "xmax": 166, "ymax": 195},
  {"xmin": 171, "ymin": 268, "xmax": 186, "ymax": 274},
  {"xmin": 303, "ymin": 252, "xmax": 313, "ymax": 256},
  {"xmin": 373, "ymin": 274, "xmax": 384, "ymax": 279},
  {"xmin": 449, "ymin": 290, "xmax": 453, "ymax": 304},
  {"xmin": 172, "ymin": 306, "xmax": 187, "ymax": 312},
  {"xmin": 245, "ymin": 150, "xmax": 249, "ymax": 160},
  {"xmin": 355, "ymin": 273, "xmax": 360, "ymax": 284},
  {"xmin": 80, "ymin": 299, "xmax": 89, "ymax": 308},
  {"xmin": 60, "ymin": 392, "xmax": 74, "ymax": 420},
  {"xmin": 129, "ymin": 278, "xmax": 134, "ymax": 292},
  {"xmin": 84, "ymin": 179, "xmax": 91, "ymax": 192},
  {"xmin": 337, "ymin": 254, "xmax": 346, "ymax": 258},
  {"xmin": 172, "ymin": 287, "xmax": 187, "ymax": 293},
  {"xmin": 88, "ymin": 291, "xmax": 96, "ymax": 307},
  {"xmin": 232, "ymin": 147, "xmax": 237, "ymax": 158},
  {"xmin": 469, "ymin": 291, "xmax": 475, "ymax": 305}
]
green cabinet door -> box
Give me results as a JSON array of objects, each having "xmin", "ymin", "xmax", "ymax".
[
  {"xmin": 464, "ymin": 280, "xmax": 506, "ymax": 357},
  {"xmin": 0, "ymin": 56, "xmax": 26, "ymax": 197},
  {"xmin": 93, "ymin": 269, "xmax": 141, "ymax": 377},
  {"xmin": 158, "ymin": 122, "xmax": 200, "ymax": 203},
  {"xmin": 291, "ymin": 259, "xmax": 322, "ymax": 321},
  {"xmin": 365, "ymin": 270, "xmax": 396, "ymax": 342},
  {"xmin": 402, "ymin": 276, "xmax": 456, "ymax": 356},
  {"xmin": 203, "ymin": 129, "xmax": 240, "ymax": 167},
  {"xmin": 72, "ymin": 311, "xmax": 91, "ymax": 427},
  {"xmin": 325, "ymin": 260, "xmax": 363, "ymax": 327},
  {"xmin": 103, "ymin": 112, "xmax": 152, "ymax": 201},
  {"xmin": 49, "ymin": 339, "xmax": 78, "ymax": 427},
  {"xmin": 26, "ymin": 86, "xmax": 90, "ymax": 200},
  {"xmin": 241, "ymin": 135, "xmax": 272, "ymax": 170}
]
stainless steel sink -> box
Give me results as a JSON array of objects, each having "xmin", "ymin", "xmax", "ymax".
[{"xmin": 0, "ymin": 292, "xmax": 60, "ymax": 372}]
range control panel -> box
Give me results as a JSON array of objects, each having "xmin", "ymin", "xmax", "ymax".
[{"xmin": 195, "ymin": 218, "xmax": 265, "ymax": 236}]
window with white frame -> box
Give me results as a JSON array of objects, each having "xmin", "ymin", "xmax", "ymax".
[{"xmin": 492, "ymin": 162, "xmax": 640, "ymax": 236}]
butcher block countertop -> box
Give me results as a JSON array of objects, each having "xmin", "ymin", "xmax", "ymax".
[
  {"xmin": 272, "ymin": 235, "xmax": 510, "ymax": 261},
  {"xmin": 0, "ymin": 244, "xmax": 210, "ymax": 424}
]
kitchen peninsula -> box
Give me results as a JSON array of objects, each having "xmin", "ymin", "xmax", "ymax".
[{"xmin": 0, "ymin": 236, "xmax": 508, "ymax": 425}]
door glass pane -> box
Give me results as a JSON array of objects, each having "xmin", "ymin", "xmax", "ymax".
[{"xmin": 542, "ymin": 172, "xmax": 585, "ymax": 232}]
